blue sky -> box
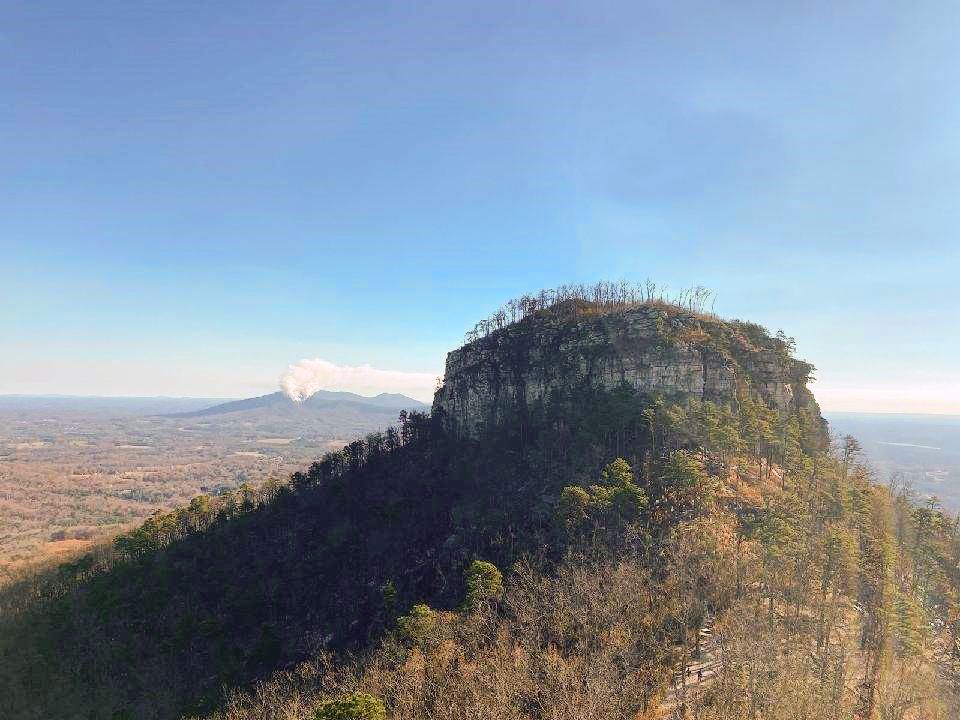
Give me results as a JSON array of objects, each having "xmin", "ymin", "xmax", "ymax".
[{"xmin": 2, "ymin": 1, "xmax": 958, "ymax": 410}]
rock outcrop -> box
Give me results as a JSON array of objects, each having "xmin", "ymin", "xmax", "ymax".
[{"xmin": 433, "ymin": 301, "xmax": 823, "ymax": 438}]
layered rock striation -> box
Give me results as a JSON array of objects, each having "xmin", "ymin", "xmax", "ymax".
[{"xmin": 433, "ymin": 301, "xmax": 823, "ymax": 437}]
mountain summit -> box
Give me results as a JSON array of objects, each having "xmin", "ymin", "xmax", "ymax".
[{"xmin": 435, "ymin": 298, "xmax": 823, "ymax": 438}]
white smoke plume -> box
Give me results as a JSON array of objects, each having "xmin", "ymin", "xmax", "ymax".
[{"xmin": 279, "ymin": 358, "xmax": 439, "ymax": 403}]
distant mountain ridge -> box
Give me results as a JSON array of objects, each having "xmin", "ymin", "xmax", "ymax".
[
  {"xmin": 0, "ymin": 395, "xmax": 229, "ymax": 417},
  {"xmin": 166, "ymin": 390, "xmax": 428, "ymax": 418}
]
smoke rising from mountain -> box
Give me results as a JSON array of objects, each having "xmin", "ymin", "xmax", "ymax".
[{"xmin": 279, "ymin": 358, "xmax": 439, "ymax": 403}]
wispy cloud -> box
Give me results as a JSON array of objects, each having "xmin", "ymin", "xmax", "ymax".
[{"xmin": 279, "ymin": 358, "xmax": 439, "ymax": 403}]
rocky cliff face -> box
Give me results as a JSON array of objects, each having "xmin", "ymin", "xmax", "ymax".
[{"xmin": 433, "ymin": 302, "xmax": 823, "ymax": 437}]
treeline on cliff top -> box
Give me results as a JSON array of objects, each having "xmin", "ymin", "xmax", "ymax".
[
  {"xmin": 463, "ymin": 280, "xmax": 718, "ymax": 342},
  {"xmin": 2, "ymin": 301, "xmax": 959, "ymax": 719},
  {"xmin": 462, "ymin": 281, "xmax": 796, "ymax": 353}
]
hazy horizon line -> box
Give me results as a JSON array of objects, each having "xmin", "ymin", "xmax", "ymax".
[{"xmin": 2, "ymin": 392, "xmax": 958, "ymax": 418}]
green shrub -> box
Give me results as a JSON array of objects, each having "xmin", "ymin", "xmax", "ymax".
[
  {"xmin": 558, "ymin": 485, "xmax": 591, "ymax": 528},
  {"xmin": 559, "ymin": 458, "xmax": 648, "ymax": 532},
  {"xmin": 314, "ymin": 692, "xmax": 386, "ymax": 720},
  {"xmin": 381, "ymin": 580, "xmax": 398, "ymax": 620},
  {"xmin": 600, "ymin": 457, "xmax": 634, "ymax": 486},
  {"xmin": 395, "ymin": 603, "xmax": 437, "ymax": 645},
  {"xmin": 463, "ymin": 560, "xmax": 503, "ymax": 610}
]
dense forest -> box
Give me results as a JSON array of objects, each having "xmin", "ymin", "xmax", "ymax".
[{"xmin": 1, "ymin": 293, "xmax": 959, "ymax": 719}]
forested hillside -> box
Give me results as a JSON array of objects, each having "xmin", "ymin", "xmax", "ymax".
[
  {"xmin": 2, "ymin": 288, "xmax": 958, "ymax": 719},
  {"xmin": 0, "ymin": 391, "xmax": 423, "ymax": 576}
]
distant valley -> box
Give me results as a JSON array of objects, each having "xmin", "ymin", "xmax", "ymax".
[
  {"xmin": 825, "ymin": 411, "xmax": 960, "ymax": 510},
  {"xmin": 0, "ymin": 391, "xmax": 426, "ymax": 576}
]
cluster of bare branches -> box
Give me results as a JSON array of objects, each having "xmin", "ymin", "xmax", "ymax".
[
  {"xmin": 464, "ymin": 281, "xmax": 715, "ymax": 343},
  {"xmin": 200, "ymin": 550, "xmax": 686, "ymax": 720}
]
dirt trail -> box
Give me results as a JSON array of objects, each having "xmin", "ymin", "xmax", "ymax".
[{"xmin": 656, "ymin": 622, "xmax": 719, "ymax": 718}]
